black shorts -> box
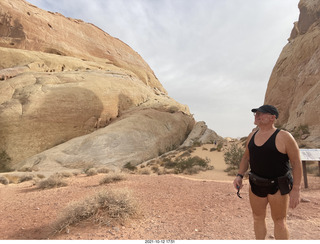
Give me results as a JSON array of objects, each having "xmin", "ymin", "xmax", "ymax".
[
  {"xmin": 249, "ymin": 178, "xmax": 279, "ymax": 197},
  {"xmin": 249, "ymin": 171, "xmax": 293, "ymax": 197}
]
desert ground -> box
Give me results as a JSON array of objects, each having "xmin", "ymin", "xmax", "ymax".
[{"xmin": 0, "ymin": 144, "xmax": 319, "ymax": 240}]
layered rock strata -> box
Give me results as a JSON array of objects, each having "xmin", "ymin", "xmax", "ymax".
[
  {"xmin": 0, "ymin": 0, "xmax": 195, "ymax": 171},
  {"xmin": 265, "ymin": 0, "xmax": 320, "ymax": 147}
]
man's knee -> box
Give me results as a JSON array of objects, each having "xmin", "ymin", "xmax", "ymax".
[
  {"xmin": 272, "ymin": 216, "xmax": 287, "ymax": 227},
  {"xmin": 253, "ymin": 212, "xmax": 266, "ymax": 222}
]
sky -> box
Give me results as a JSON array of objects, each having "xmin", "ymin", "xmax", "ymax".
[{"xmin": 27, "ymin": 0, "xmax": 300, "ymax": 138}]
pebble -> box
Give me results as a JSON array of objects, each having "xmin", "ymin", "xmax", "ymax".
[{"xmin": 301, "ymin": 198, "xmax": 311, "ymax": 203}]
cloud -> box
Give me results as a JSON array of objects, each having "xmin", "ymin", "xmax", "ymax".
[{"xmin": 27, "ymin": 0, "xmax": 300, "ymax": 137}]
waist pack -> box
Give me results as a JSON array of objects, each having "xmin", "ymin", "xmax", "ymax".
[
  {"xmin": 249, "ymin": 171, "xmax": 293, "ymax": 195},
  {"xmin": 249, "ymin": 172, "xmax": 276, "ymax": 187}
]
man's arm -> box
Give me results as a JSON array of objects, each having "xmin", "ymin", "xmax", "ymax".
[
  {"xmin": 283, "ymin": 131, "xmax": 302, "ymax": 209},
  {"xmin": 233, "ymin": 132, "xmax": 253, "ymax": 190}
]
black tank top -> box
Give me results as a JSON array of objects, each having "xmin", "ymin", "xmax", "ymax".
[{"xmin": 248, "ymin": 129, "xmax": 290, "ymax": 179}]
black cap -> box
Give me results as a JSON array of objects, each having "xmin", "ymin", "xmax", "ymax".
[{"xmin": 251, "ymin": 105, "xmax": 279, "ymax": 119}]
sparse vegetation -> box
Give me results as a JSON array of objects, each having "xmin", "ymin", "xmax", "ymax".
[
  {"xmin": 56, "ymin": 172, "xmax": 73, "ymax": 178},
  {"xmin": 0, "ymin": 176, "xmax": 9, "ymax": 185},
  {"xmin": 37, "ymin": 174, "xmax": 68, "ymax": 189},
  {"xmin": 18, "ymin": 174, "xmax": 34, "ymax": 183},
  {"xmin": 138, "ymin": 168, "xmax": 151, "ymax": 175},
  {"xmin": 85, "ymin": 168, "xmax": 98, "ymax": 176},
  {"xmin": 163, "ymin": 156, "xmax": 212, "ymax": 174},
  {"xmin": 216, "ymin": 142, "xmax": 223, "ymax": 152},
  {"xmin": 52, "ymin": 188, "xmax": 139, "ymax": 235},
  {"xmin": 0, "ymin": 150, "xmax": 13, "ymax": 172},
  {"xmin": 99, "ymin": 173, "xmax": 126, "ymax": 184},
  {"xmin": 192, "ymin": 140, "xmax": 202, "ymax": 147},
  {"xmin": 122, "ymin": 162, "xmax": 137, "ymax": 172},
  {"xmin": 97, "ymin": 167, "xmax": 110, "ymax": 174},
  {"xmin": 224, "ymin": 144, "xmax": 244, "ymax": 175},
  {"xmin": 1, "ymin": 174, "xmax": 35, "ymax": 184}
]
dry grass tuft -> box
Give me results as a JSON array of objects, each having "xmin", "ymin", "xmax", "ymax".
[
  {"xmin": 0, "ymin": 175, "xmax": 9, "ymax": 185},
  {"xmin": 85, "ymin": 168, "xmax": 98, "ymax": 176},
  {"xmin": 99, "ymin": 173, "xmax": 126, "ymax": 185},
  {"xmin": 52, "ymin": 188, "xmax": 139, "ymax": 235},
  {"xmin": 37, "ymin": 174, "xmax": 68, "ymax": 189}
]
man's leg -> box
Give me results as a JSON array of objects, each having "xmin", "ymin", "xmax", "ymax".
[
  {"xmin": 268, "ymin": 190, "xmax": 289, "ymax": 239},
  {"xmin": 249, "ymin": 187, "xmax": 268, "ymax": 239}
]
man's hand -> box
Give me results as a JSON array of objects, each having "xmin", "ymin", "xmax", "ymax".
[
  {"xmin": 289, "ymin": 187, "xmax": 300, "ymax": 209},
  {"xmin": 233, "ymin": 175, "xmax": 243, "ymax": 190}
]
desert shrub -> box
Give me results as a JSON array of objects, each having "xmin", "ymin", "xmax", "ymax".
[
  {"xmin": 99, "ymin": 173, "xmax": 126, "ymax": 185},
  {"xmin": 151, "ymin": 165, "xmax": 160, "ymax": 173},
  {"xmin": 224, "ymin": 144, "xmax": 244, "ymax": 172},
  {"xmin": 0, "ymin": 150, "xmax": 13, "ymax": 172},
  {"xmin": 19, "ymin": 174, "xmax": 34, "ymax": 183},
  {"xmin": 240, "ymin": 137, "xmax": 248, "ymax": 147},
  {"xmin": 184, "ymin": 165, "xmax": 204, "ymax": 175},
  {"xmin": 164, "ymin": 156, "xmax": 212, "ymax": 174},
  {"xmin": 97, "ymin": 167, "xmax": 110, "ymax": 174},
  {"xmin": 216, "ymin": 142, "xmax": 223, "ymax": 152},
  {"xmin": 138, "ymin": 168, "xmax": 151, "ymax": 175},
  {"xmin": 122, "ymin": 162, "xmax": 137, "ymax": 172},
  {"xmin": 52, "ymin": 188, "xmax": 139, "ymax": 234},
  {"xmin": 179, "ymin": 151, "xmax": 191, "ymax": 158},
  {"xmin": 226, "ymin": 168, "xmax": 239, "ymax": 176},
  {"xmin": 0, "ymin": 176, "xmax": 9, "ymax": 185},
  {"xmin": 37, "ymin": 175, "xmax": 68, "ymax": 189},
  {"xmin": 86, "ymin": 168, "xmax": 98, "ymax": 176},
  {"xmin": 81, "ymin": 162, "xmax": 95, "ymax": 173},
  {"xmin": 192, "ymin": 140, "xmax": 202, "ymax": 147},
  {"xmin": 56, "ymin": 172, "xmax": 73, "ymax": 178}
]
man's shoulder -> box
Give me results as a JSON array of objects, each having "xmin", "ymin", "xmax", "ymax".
[
  {"xmin": 278, "ymin": 129, "xmax": 293, "ymax": 138},
  {"xmin": 278, "ymin": 129, "xmax": 297, "ymax": 144}
]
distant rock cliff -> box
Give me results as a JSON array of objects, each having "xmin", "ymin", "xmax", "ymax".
[
  {"xmin": 0, "ymin": 0, "xmax": 201, "ymax": 171},
  {"xmin": 265, "ymin": 0, "xmax": 320, "ymax": 148}
]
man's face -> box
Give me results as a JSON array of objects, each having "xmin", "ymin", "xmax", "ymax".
[{"xmin": 253, "ymin": 111, "xmax": 275, "ymax": 126}]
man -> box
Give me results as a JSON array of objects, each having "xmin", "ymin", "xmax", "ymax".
[{"xmin": 233, "ymin": 105, "xmax": 302, "ymax": 240}]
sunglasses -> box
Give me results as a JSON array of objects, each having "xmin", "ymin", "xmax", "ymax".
[{"xmin": 236, "ymin": 186, "xmax": 242, "ymax": 199}]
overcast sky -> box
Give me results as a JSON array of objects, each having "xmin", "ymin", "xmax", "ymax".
[{"xmin": 27, "ymin": 0, "xmax": 300, "ymax": 138}]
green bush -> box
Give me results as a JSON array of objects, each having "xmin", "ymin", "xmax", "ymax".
[
  {"xmin": 224, "ymin": 144, "xmax": 244, "ymax": 172},
  {"xmin": 122, "ymin": 162, "xmax": 137, "ymax": 171},
  {"xmin": 216, "ymin": 142, "xmax": 223, "ymax": 152},
  {"xmin": 164, "ymin": 156, "xmax": 212, "ymax": 174}
]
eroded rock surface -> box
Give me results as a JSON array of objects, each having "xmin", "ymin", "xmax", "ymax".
[{"xmin": 265, "ymin": 0, "xmax": 320, "ymax": 147}]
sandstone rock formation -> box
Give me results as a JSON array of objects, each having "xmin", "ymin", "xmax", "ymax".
[
  {"xmin": 180, "ymin": 121, "xmax": 224, "ymax": 148},
  {"xmin": 0, "ymin": 0, "xmax": 162, "ymax": 92},
  {"xmin": 265, "ymin": 0, "xmax": 320, "ymax": 148},
  {"xmin": 0, "ymin": 0, "xmax": 196, "ymax": 171},
  {"xmin": 16, "ymin": 108, "xmax": 194, "ymax": 173}
]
